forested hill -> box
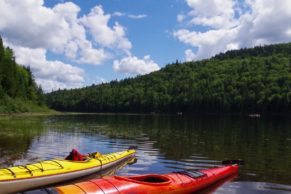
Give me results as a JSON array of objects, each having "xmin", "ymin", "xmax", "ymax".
[
  {"xmin": 46, "ymin": 43, "xmax": 291, "ymax": 114},
  {"xmin": 0, "ymin": 36, "xmax": 47, "ymax": 113}
]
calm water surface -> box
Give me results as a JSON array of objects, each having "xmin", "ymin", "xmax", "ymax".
[{"xmin": 0, "ymin": 114, "xmax": 291, "ymax": 193}]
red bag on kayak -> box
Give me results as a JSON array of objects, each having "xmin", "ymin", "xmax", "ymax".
[{"xmin": 65, "ymin": 149, "xmax": 85, "ymax": 161}]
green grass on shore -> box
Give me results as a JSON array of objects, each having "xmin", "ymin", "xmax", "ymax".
[{"xmin": 0, "ymin": 96, "xmax": 55, "ymax": 114}]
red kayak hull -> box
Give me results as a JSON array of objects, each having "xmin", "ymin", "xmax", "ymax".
[{"xmin": 46, "ymin": 164, "xmax": 239, "ymax": 194}]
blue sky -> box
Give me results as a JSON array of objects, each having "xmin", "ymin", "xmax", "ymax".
[{"xmin": 0, "ymin": 0, "xmax": 291, "ymax": 91}]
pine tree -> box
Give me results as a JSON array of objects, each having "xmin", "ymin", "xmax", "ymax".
[
  {"xmin": 0, "ymin": 36, "xmax": 4, "ymax": 94},
  {"xmin": 0, "ymin": 36, "xmax": 4, "ymax": 60}
]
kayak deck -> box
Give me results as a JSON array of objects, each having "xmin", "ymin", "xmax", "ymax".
[
  {"xmin": 0, "ymin": 149, "xmax": 136, "ymax": 194},
  {"xmin": 23, "ymin": 164, "xmax": 239, "ymax": 194},
  {"xmin": 0, "ymin": 150, "xmax": 135, "ymax": 181}
]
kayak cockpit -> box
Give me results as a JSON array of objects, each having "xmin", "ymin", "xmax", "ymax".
[{"xmin": 115, "ymin": 174, "xmax": 171, "ymax": 185}]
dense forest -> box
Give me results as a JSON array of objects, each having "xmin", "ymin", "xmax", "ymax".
[
  {"xmin": 0, "ymin": 36, "xmax": 47, "ymax": 113},
  {"xmin": 46, "ymin": 43, "xmax": 291, "ymax": 114}
]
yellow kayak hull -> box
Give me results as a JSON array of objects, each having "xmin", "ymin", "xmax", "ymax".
[{"xmin": 0, "ymin": 149, "xmax": 136, "ymax": 194}]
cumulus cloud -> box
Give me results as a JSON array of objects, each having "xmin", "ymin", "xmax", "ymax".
[
  {"xmin": 113, "ymin": 55, "xmax": 160, "ymax": 75},
  {"xmin": 81, "ymin": 6, "xmax": 132, "ymax": 52},
  {"xmin": 0, "ymin": 1, "xmax": 75, "ymax": 53},
  {"xmin": 186, "ymin": 0, "xmax": 237, "ymax": 28},
  {"xmin": 11, "ymin": 45, "xmax": 85, "ymax": 91},
  {"xmin": 0, "ymin": 0, "xmax": 142, "ymax": 90},
  {"xmin": 76, "ymin": 39, "xmax": 110, "ymax": 65},
  {"xmin": 185, "ymin": 49, "xmax": 196, "ymax": 61},
  {"xmin": 0, "ymin": 1, "xmax": 128, "ymax": 65},
  {"xmin": 175, "ymin": 0, "xmax": 291, "ymax": 60},
  {"xmin": 174, "ymin": 28, "xmax": 238, "ymax": 59}
]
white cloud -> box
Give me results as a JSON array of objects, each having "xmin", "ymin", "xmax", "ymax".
[
  {"xmin": 186, "ymin": 0, "xmax": 237, "ymax": 28},
  {"xmin": 185, "ymin": 49, "xmax": 196, "ymax": 61},
  {"xmin": 0, "ymin": 0, "xmax": 73, "ymax": 53},
  {"xmin": 11, "ymin": 45, "xmax": 85, "ymax": 91},
  {"xmin": 177, "ymin": 14, "xmax": 186, "ymax": 23},
  {"xmin": 0, "ymin": 0, "xmax": 139, "ymax": 90},
  {"xmin": 113, "ymin": 55, "xmax": 160, "ymax": 75},
  {"xmin": 112, "ymin": 12, "xmax": 147, "ymax": 19},
  {"xmin": 64, "ymin": 41, "xmax": 78, "ymax": 59},
  {"xmin": 128, "ymin": 14, "xmax": 147, "ymax": 19},
  {"xmin": 174, "ymin": 28, "xmax": 238, "ymax": 59},
  {"xmin": 0, "ymin": 1, "xmax": 120, "ymax": 64},
  {"xmin": 81, "ymin": 5, "xmax": 132, "ymax": 52},
  {"xmin": 113, "ymin": 12, "xmax": 125, "ymax": 17},
  {"xmin": 77, "ymin": 39, "xmax": 110, "ymax": 65},
  {"xmin": 175, "ymin": 0, "xmax": 291, "ymax": 60}
]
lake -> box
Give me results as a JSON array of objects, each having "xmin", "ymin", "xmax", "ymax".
[{"xmin": 0, "ymin": 114, "xmax": 291, "ymax": 193}]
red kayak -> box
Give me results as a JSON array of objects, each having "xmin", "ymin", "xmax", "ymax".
[{"xmin": 23, "ymin": 160, "xmax": 243, "ymax": 194}]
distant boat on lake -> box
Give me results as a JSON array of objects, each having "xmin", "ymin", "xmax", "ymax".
[{"xmin": 248, "ymin": 113, "xmax": 261, "ymax": 118}]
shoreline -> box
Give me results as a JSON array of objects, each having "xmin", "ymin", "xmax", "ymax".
[
  {"xmin": 1, "ymin": 111, "xmax": 289, "ymax": 118},
  {"xmin": 0, "ymin": 110, "xmax": 59, "ymax": 117}
]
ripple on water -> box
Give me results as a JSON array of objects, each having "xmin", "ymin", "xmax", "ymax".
[
  {"xmin": 2, "ymin": 114, "xmax": 291, "ymax": 194},
  {"xmin": 212, "ymin": 182, "xmax": 291, "ymax": 194}
]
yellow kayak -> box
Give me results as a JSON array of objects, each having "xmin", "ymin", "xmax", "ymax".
[{"xmin": 0, "ymin": 148, "xmax": 136, "ymax": 194}]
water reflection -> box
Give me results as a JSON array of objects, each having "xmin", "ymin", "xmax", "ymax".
[
  {"xmin": 21, "ymin": 156, "xmax": 137, "ymax": 194},
  {"xmin": 0, "ymin": 116, "xmax": 45, "ymax": 167},
  {"xmin": 0, "ymin": 114, "xmax": 291, "ymax": 193},
  {"xmin": 212, "ymin": 182, "xmax": 291, "ymax": 194}
]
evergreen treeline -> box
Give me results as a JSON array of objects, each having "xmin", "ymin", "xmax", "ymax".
[
  {"xmin": 0, "ymin": 36, "xmax": 46, "ymax": 113},
  {"xmin": 46, "ymin": 43, "xmax": 291, "ymax": 114}
]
